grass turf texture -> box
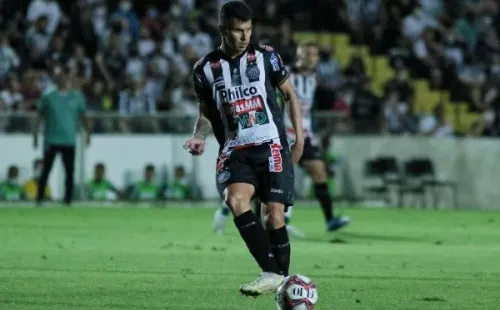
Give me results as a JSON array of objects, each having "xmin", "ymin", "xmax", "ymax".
[{"xmin": 0, "ymin": 204, "xmax": 499, "ymax": 310}]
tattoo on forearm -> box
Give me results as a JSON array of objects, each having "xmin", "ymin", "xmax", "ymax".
[{"xmin": 193, "ymin": 116, "xmax": 212, "ymax": 140}]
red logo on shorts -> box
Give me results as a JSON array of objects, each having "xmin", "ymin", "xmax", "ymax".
[
  {"xmin": 210, "ymin": 61, "xmax": 221, "ymax": 69},
  {"xmin": 268, "ymin": 143, "xmax": 283, "ymax": 172},
  {"xmin": 216, "ymin": 154, "xmax": 228, "ymax": 172}
]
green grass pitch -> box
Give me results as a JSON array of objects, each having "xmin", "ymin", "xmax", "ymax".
[{"xmin": 0, "ymin": 203, "xmax": 499, "ymax": 310}]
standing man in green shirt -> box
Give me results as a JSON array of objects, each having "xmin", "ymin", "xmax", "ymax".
[{"xmin": 33, "ymin": 66, "xmax": 91, "ymax": 205}]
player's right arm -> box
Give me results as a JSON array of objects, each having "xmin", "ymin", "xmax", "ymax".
[{"xmin": 184, "ymin": 61, "xmax": 212, "ymax": 155}]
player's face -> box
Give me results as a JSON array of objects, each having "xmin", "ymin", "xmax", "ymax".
[
  {"xmin": 298, "ymin": 46, "xmax": 319, "ymax": 70},
  {"xmin": 223, "ymin": 19, "xmax": 252, "ymax": 54}
]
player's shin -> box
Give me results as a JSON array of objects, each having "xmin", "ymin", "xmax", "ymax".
[
  {"xmin": 265, "ymin": 203, "xmax": 291, "ymax": 277},
  {"xmin": 232, "ymin": 207, "xmax": 281, "ymax": 274},
  {"xmin": 314, "ymin": 183, "xmax": 334, "ymax": 222}
]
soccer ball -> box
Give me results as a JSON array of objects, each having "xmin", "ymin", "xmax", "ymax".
[{"xmin": 275, "ymin": 274, "xmax": 318, "ymax": 310}]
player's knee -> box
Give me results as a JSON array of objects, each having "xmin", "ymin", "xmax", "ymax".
[
  {"xmin": 225, "ymin": 194, "xmax": 251, "ymax": 216},
  {"xmin": 266, "ymin": 203, "xmax": 285, "ymax": 228}
]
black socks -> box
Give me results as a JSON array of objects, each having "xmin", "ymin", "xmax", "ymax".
[
  {"xmin": 234, "ymin": 211, "xmax": 281, "ymax": 274},
  {"xmin": 268, "ymin": 226, "xmax": 291, "ymax": 276},
  {"xmin": 315, "ymin": 183, "xmax": 334, "ymax": 222}
]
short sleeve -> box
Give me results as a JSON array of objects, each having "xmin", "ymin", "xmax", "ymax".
[
  {"xmin": 264, "ymin": 48, "xmax": 289, "ymax": 87},
  {"xmin": 192, "ymin": 62, "xmax": 212, "ymax": 105}
]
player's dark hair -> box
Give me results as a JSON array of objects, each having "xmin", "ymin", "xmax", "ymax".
[
  {"xmin": 145, "ymin": 164, "xmax": 155, "ymax": 172},
  {"xmin": 7, "ymin": 165, "xmax": 18, "ymax": 177},
  {"xmin": 219, "ymin": 1, "xmax": 252, "ymax": 27}
]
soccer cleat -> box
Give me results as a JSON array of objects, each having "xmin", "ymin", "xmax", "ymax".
[
  {"xmin": 327, "ymin": 216, "xmax": 351, "ymax": 232},
  {"xmin": 212, "ymin": 208, "xmax": 229, "ymax": 235},
  {"xmin": 239, "ymin": 272, "xmax": 285, "ymax": 297},
  {"xmin": 286, "ymin": 225, "xmax": 306, "ymax": 238}
]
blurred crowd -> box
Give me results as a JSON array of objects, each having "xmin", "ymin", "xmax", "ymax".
[{"xmin": 0, "ymin": 0, "xmax": 499, "ymax": 136}]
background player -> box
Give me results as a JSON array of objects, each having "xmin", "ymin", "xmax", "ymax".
[
  {"xmin": 213, "ymin": 42, "xmax": 350, "ymax": 236},
  {"xmin": 183, "ymin": 1, "xmax": 304, "ymax": 297}
]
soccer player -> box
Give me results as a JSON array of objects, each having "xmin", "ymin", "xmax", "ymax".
[
  {"xmin": 183, "ymin": 1, "xmax": 304, "ymax": 296},
  {"xmin": 33, "ymin": 66, "xmax": 90, "ymax": 206},
  {"xmin": 213, "ymin": 42, "xmax": 350, "ymax": 236}
]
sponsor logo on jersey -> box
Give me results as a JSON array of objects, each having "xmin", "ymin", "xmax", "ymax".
[
  {"xmin": 260, "ymin": 44, "xmax": 274, "ymax": 51},
  {"xmin": 270, "ymin": 53, "xmax": 280, "ymax": 72},
  {"xmin": 210, "ymin": 61, "xmax": 221, "ymax": 69},
  {"xmin": 231, "ymin": 96, "xmax": 264, "ymax": 115},
  {"xmin": 268, "ymin": 143, "xmax": 283, "ymax": 172},
  {"xmin": 219, "ymin": 86, "xmax": 258, "ymax": 102}
]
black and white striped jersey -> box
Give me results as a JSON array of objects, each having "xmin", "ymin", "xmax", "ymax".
[
  {"xmin": 285, "ymin": 66, "xmax": 317, "ymax": 139},
  {"xmin": 192, "ymin": 43, "xmax": 289, "ymax": 153}
]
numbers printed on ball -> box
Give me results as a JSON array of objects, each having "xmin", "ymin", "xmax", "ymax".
[{"xmin": 276, "ymin": 274, "xmax": 318, "ymax": 310}]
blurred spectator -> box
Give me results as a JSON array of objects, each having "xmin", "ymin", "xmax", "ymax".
[
  {"xmin": 27, "ymin": 0, "xmax": 63, "ymax": 35},
  {"xmin": 384, "ymin": 91, "xmax": 418, "ymax": 134},
  {"xmin": 403, "ymin": 5, "xmax": 439, "ymax": 41},
  {"xmin": 20, "ymin": 70, "xmax": 42, "ymax": 111},
  {"xmin": 87, "ymin": 163, "xmax": 119, "ymax": 201},
  {"xmin": 138, "ymin": 26, "xmax": 156, "ymax": 57},
  {"xmin": 413, "ymin": 28, "xmax": 444, "ymax": 88},
  {"xmin": 125, "ymin": 44, "xmax": 146, "ymax": 80},
  {"xmin": 23, "ymin": 158, "xmax": 51, "ymax": 201},
  {"xmin": 94, "ymin": 35, "xmax": 126, "ymax": 89},
  {"xmin": 419, "ymin": 103, "xmax": 454, "ymax": 137},
  {"xmin": 384, "ymin": 67, "xmax": 413, "ymax": 105},
  {"xmin": 350, "ymin": 78, "xmax": 384, "ymax": 134},
  {"xmin": 0, "ymin": 35, "xmax": 20, "ymax": 85},
  {"xmin": 118, "ymin": 77, "xmax": 158, "ymax": 133},
  {"xmin": 0, "ymin": 165, "xmax": 24, "ymax": 201},
  {"xmin": 112, "ymin": 0, "xmax": 140, "ymax": 39},
  {"xmin": 68, "ymin": 44, "xmax": 93, "ymax": 87},
  {"xmin": 45, "ymin": 35, "xmax": 70, "ymax": 70},
  {"xmin": 0, "ymin": 76, "xmax": 23, "ymax": 111},
  {"xmin": 166, "ymin": 165, "xmax": 192, "ymax": 200},
  {"xmin": 272, "ymin": 19, "xmax": 296, "ymax": 65},
  {"xmin": 131, "ymin": 164, "xmax": 161, "ymax": 201},
  {"xmin": 25, "ymin": 16, "xmax": 52, "ymax": 69},
  {"xmin": 457, "ymin": 53, "xmax": 486, "ymax": 109},
  {"xmin": 344, "ymin": 54, "xmax": 366, "ymax": 85}
]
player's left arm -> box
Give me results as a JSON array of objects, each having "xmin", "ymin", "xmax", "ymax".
[
  {"xmin": 266, "ymin": 49, "xmax": 304, "ymax": 147},
  {"xmin": 278, "ymin": 79, "xmax": 304, "ymax": 147}
]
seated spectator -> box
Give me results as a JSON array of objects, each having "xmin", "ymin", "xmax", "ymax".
[
  {"xmin": 166, "ymin": 166, "xmax": 192, "ymax": 200},
  {"xmin": 0, "ymin": 165, "xmax": 24, "ymax": 201},
  {"xmin": 131, "ymin": 164, "xmax": 161, "ymax": 201},
  {"xmin": 23, "ymin": 158, "xmax": 51, "ymax": 201},
  {"xmin": 384, "ymin": 91, "xmax": 418, "ymax": 135},
  {"xmin": 384, "ymin": 66, "xmax": 413, "ymax": 105},
  {"xmin": 419, "ymin": 103, "xmax": 454, "ymax": 137},
  {"xmin": 350, "ymin": 78, "xmax": 384, "ymax": 134},
  {"xmin": 87, "ymin": 163, "xmax": 119, "ymax": 201}
]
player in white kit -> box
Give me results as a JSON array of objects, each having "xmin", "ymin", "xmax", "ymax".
[{"xmin": 213, "ymin": 42, "xmax": 349, "ymax": 237}]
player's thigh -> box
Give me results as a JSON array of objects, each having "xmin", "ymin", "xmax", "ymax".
[
  {"xmin": 302, "ymin": 159, "xmax": 328, "ymax": 183},
  {"xmin": 215, "ymin": 153, "xmax": 257, "ymax": 215}
]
